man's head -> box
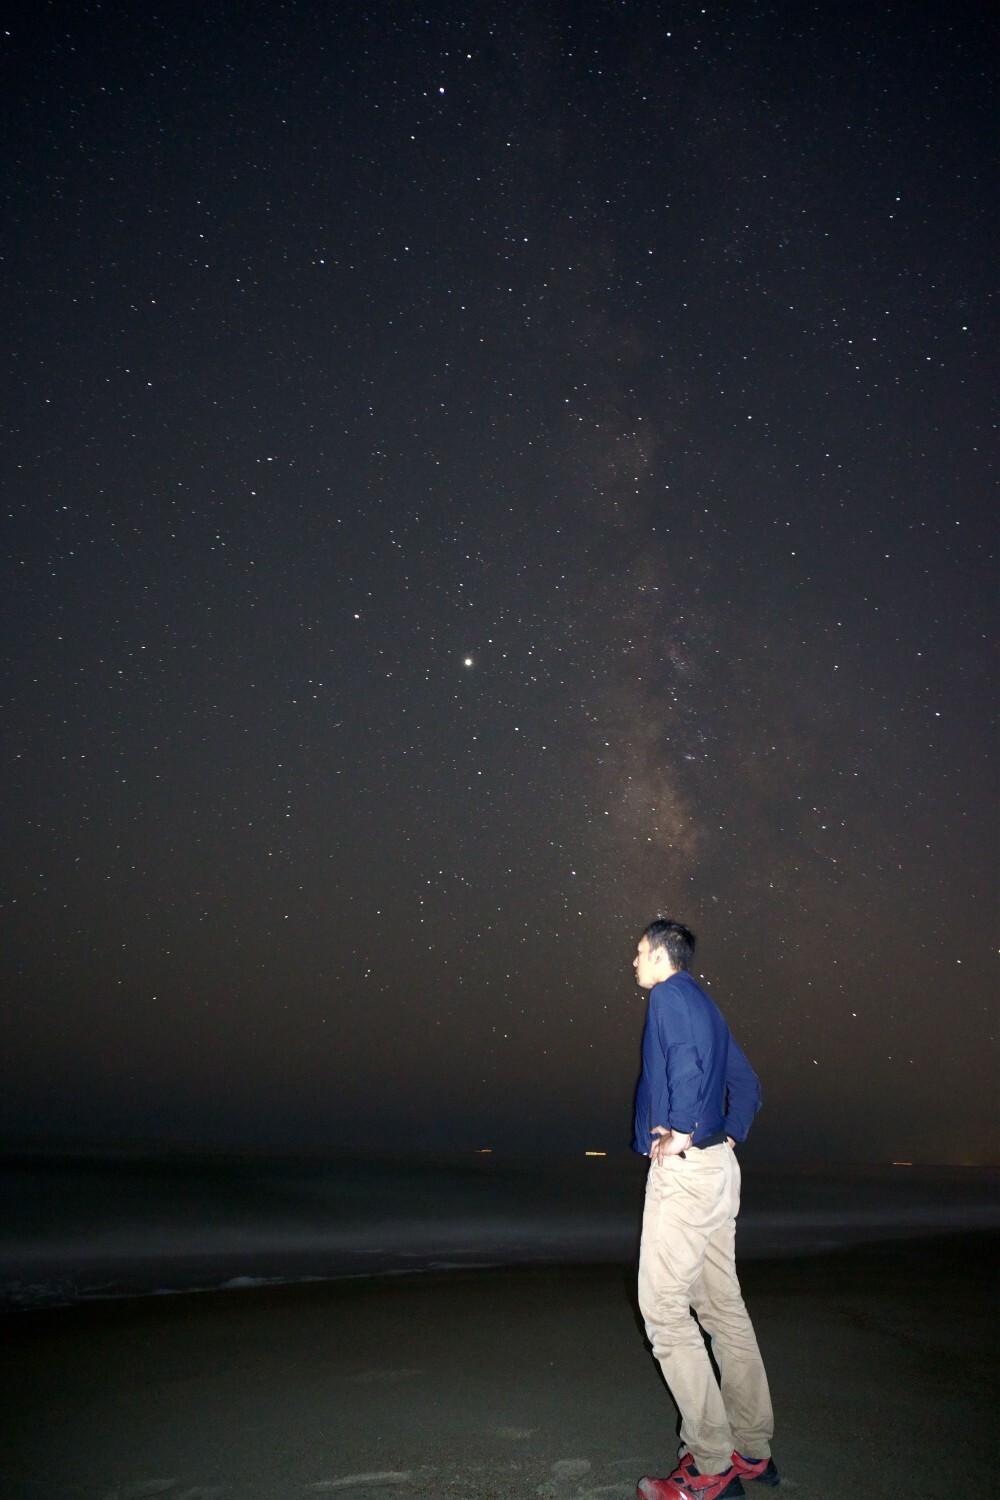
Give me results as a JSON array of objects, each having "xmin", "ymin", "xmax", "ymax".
[{"xmin": 633, "ymin": 918, "xmax": 697, "ymax": 990}]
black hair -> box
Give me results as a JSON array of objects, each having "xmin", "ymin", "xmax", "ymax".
[{"xmin": 642, "ymin": 918, "xmax": 697, "ymax": 971}]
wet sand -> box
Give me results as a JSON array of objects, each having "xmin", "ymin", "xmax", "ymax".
[{"xmin": 1, "ymin": 1232, "xmax": 994, "ymax": 1500}]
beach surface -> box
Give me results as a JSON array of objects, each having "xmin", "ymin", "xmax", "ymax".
[{"xmin": 1, "ymin": 1232, "xmax": 994, "ymax": 1500}]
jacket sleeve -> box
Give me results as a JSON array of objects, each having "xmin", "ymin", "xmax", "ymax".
[
  {"xmin": 655, "ymin": 989, "xmax": 704, "ymax": 1134},
  {"xmin": 724, "ymin": 1038, "xmax": 762, "ymax": 1142}
]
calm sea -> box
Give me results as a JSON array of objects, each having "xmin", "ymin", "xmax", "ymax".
[{"xmin": 2, "ymin": 1147, "xmax": 996, "ymax": 1309}]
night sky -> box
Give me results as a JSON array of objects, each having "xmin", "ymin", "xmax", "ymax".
[{"xmin": 3, "ymin": 2, "xmax": 996, "ymax": 1164}]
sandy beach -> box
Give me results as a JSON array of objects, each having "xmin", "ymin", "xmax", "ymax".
[{"xmin": 1, "ymin": 1231, "xmax": 994, "ymax": 1500}]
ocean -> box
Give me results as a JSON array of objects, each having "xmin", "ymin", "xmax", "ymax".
[{"xmin": 2, "ymin": 1146, "xmax": 996, "ymax": 1310}]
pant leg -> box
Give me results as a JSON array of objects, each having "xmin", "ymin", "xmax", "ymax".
[
  {"xmin": 637, "ymin": 1148, "xmax": 736, "ymax": 1475},
  {"xmin": 689, "ymin": 1150, "xmax": 774, "ymax": 1461}
]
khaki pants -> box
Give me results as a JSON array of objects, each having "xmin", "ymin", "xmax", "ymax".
[{"xmin": 637, "ymin": 1144, "xmax": 773, "ymax": 1475}]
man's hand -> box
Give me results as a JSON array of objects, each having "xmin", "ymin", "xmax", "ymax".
[{"xmin": 650, "ymin": 1125, "xmax": 693, "ymax": 1165}]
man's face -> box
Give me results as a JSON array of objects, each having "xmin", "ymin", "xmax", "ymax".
[{"xmin": 633, "ymin": 935, "xmax": 673, "ymax": 990}]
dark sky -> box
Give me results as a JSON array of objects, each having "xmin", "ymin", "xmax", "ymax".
[{"xmin": 3, "ymin": 1, "xmax": 996, "ymax": 1163}]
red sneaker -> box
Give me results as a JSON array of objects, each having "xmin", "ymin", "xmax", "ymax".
[
  {"xmin": 637, "ymin": 1460, "xmax": 746, "ymax": 1500},
  {"xmin": 730, "ymin": 1453, "xmax": 780, "ymax": 1487}
]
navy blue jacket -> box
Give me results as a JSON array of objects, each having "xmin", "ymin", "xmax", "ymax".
[{"xmin": 632, "ymin": 970, "xmax": 761, "ymax": 1154}]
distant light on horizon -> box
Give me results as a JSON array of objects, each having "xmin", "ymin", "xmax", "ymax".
[
  {"xmin": 892, "ymin": 1161, "xmax": 913, "ymax": 1166},
  {"xmin": 474, "ymin": 1147, "xmax": 493, "ymax": 1154}
]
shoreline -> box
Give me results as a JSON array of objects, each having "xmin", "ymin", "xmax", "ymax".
[{"xmin": 2, "ymin": 1218, "xmax": 998, "ymax": 1315}]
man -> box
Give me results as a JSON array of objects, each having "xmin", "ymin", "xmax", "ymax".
[{"xmin": 632, "ymin": 918, "xmax": 778, "ymax": 1500}]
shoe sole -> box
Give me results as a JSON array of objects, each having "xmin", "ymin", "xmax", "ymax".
[{"xmin": 637, "ymin": 1479, "xmax": 746, "ymax": 1500}]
